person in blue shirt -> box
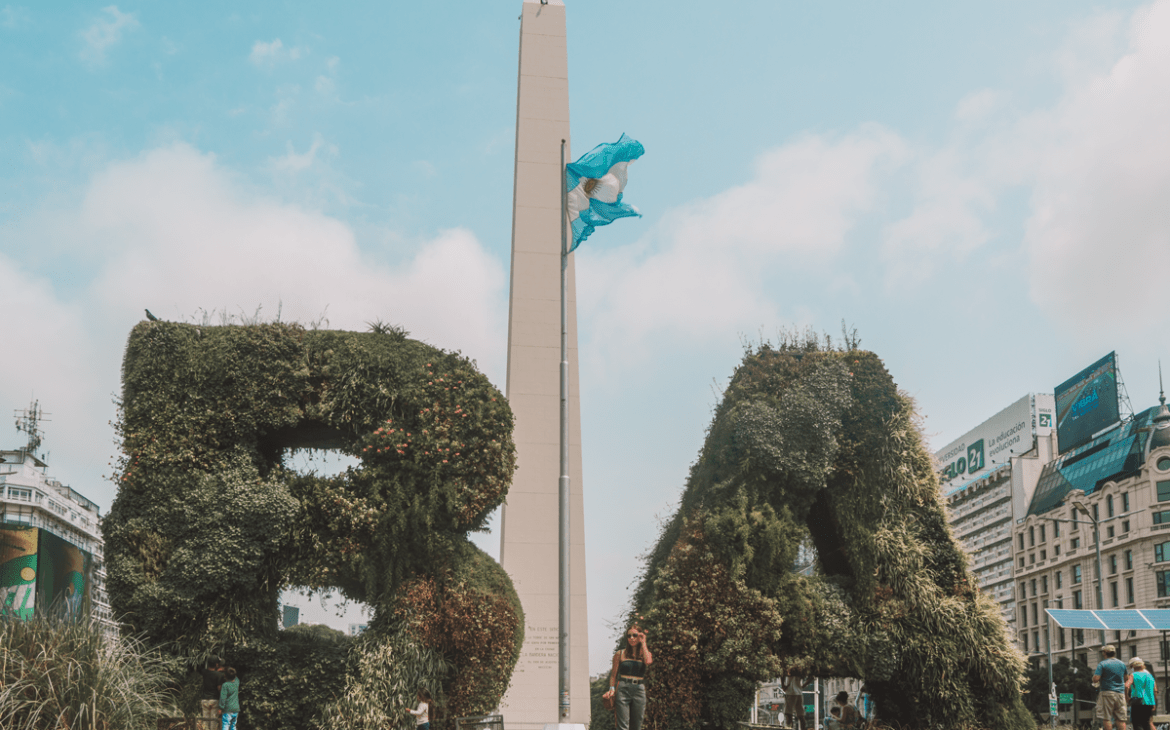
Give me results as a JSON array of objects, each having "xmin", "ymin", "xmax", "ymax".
[
  {"xmin": 1093, "ymin": 644, "xmax": 1128, "ymax": 730},
  {"xmin": 1126, "ymin": 657, "xmax": 1156, "ymax": 730}
]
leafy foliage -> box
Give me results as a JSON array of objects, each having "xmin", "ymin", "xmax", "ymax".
[
  {"xmin": 0, "ymin": 613, "xmax": 175, "ymax": 730},
  {"xmin": 103, "ymin": 321, "xmax": 523, "ymax": 730},
  {"xmin": 618, "ymin": 336, "xmax": 1029, "ymax": 730}
]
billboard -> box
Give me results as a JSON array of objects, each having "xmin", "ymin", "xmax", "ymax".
[
  {"xmin": 1054, "ymin": 352, "xmax": 1121, "ymax": 454},
  {"xmin": 934, "ymin": 394, "xmax": 1053, "ymax": 494},
  {"xmin": 0, "ymin": 526, "xmax": 92, "ymax": 620}
]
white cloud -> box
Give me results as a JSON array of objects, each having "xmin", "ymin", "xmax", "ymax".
[
  {"xmin": 1, "ymin": 5, "xmax": 31, "ymax": 29},
  {"xmin": 250, "ymin": 38, "xmax": 304, "ymax": 66},
  {"xmin": 881, "ymin": 147, "xmax": 994, "ymax": 289},
  {"xmin": 75, "ymin": 144, "xmax": 506, "ymax": 371},
  {"xmin": 1023, "ymin": 0, "xmax": 1170, "ymax": 333},
  {"xmin": 578, "ymin": 126, "xmax": 905, "ymax": 362},
  {"xmin": 79, "ymin": 5, "xmax": 138, "ymax": 67},
  {"xmin": 0, "ymin": 144, "xmax": 508, "ymax": 511},
  {"xmin": 269, "ymin": 134, "xmax": 332, "ymax": 174}
]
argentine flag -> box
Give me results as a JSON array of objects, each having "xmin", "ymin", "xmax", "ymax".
[{"xmin": 565, "ymin": 133, "xmax": 645, "ymax": 252}]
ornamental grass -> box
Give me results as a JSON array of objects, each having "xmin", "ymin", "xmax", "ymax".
[{"xmin": 0, "ymin": 613, "xmax": 174, "ymax": 730}]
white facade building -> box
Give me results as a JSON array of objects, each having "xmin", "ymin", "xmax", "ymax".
[
  {"xmin": 936, "ymin": 394, "xmax": 1057, "ymax": 638},
  {"xmin": 0, "ymin": 448, "xmax": 112, "ymax": 628}
]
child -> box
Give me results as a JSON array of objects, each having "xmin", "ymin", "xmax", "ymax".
[
  {"xmin": 407, "ymin": 688, "xmax": 432, "ymax": 730},
  {"xmin": 219, "ymin": 667, "xmax": 240, "ymax": 730}
]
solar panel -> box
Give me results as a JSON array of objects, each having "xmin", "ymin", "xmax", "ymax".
[
  {"xmin": 1139, "ymin": 610, "xmax": 1170, "ymax": 630},
  {"xmin": 1093, "ymin": 610, "xmax": 1154, "ymax": 630},
  {"xmin": 1046, "ymin": 609, "xmax": 1106, "ymax": 629}
]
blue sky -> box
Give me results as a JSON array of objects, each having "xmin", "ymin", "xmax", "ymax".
[{"xmin": 4, "ymin": 0, "xmax": 1170, "ymax": 672}]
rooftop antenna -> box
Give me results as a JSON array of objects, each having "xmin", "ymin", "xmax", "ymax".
[{"xmin": 14, "ymin": 400, "xmax": 50, "ymax": 457}]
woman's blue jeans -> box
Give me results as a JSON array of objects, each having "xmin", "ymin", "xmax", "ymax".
[{"xmin": 615, "ymin": 681, "xmax": 646, "ymax": 730}]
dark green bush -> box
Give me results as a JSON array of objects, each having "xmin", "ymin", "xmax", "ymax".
[
  {"xmin": 623, "ymin": 336, "xmax": 1029, "ymax": 730},
  {"xmin": 104, "ymin": 321, "xmax": 523, "ymax": 730}
]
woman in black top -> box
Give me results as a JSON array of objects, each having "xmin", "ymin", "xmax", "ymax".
[{"xmin": 602, "ymin": 625, "xmax": 654, "ymax": 730}]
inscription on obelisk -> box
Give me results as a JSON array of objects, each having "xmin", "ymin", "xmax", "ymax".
[{"xmin": 499, "ymin": 1, "xmax": 590, "ymax": 728}]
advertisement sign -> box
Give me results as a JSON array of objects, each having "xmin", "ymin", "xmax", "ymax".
[
  {"xmin": 0, "ymin": 526, "xmax": 92, "ymax": 620},
  {"xmin": 1054, "ymin": 352, "xmax": 1121, "ymax": 454},
  {"xmin": 0, "ymin": 525, "xmax": 39, "ymax": 620},
  {"xmin": 37, "ymin": 529, "xmax": 92, "ymax": 618},
  {"xmin": 934, "ymin": 394, "xmax": 1052, "ymax": 494}
]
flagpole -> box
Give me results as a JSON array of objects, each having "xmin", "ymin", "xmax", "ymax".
[{"xmin": 558, "ymin": 138, "xmax": 571, "ymax": 722}]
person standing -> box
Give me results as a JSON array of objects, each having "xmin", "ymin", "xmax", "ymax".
[
  {"xmin": 218, "ymin": 666, "xmax": 240, "ymax": 730},
  {"xmin": 602, "ymin": 625, "xmax": 654, "ymax": 730},
  {"xmin": 1093, "ymin": 644, "xmax": 1128, "ymax": 730},
  {"xmin": 781, "ymin": 674, "xmax": 806, "ymax": 730},
  {"xmin": 199, "ymin": 655, "xmax": 225, "ymax": 730},
  {"xmin": 407, "ymin": 688, "xmax": 432, "ymax": 730},
  {"xmin": 1127, "ymin": 657, "xmax": 1156, "ymax": 730}
]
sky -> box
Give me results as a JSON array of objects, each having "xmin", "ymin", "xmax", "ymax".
[{"xmin": 3, "ymin": 0, "xmax": 1170, "ymax": 674}]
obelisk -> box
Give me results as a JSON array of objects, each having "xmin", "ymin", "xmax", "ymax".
[{"xmin": 499, "ymin": 1, "xmax": 590, "ymax": 728}]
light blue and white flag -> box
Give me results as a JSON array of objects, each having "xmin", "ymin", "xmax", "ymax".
[{"xmin": 565, "ymin": 133, "xmax": 645, "ymax": 252}]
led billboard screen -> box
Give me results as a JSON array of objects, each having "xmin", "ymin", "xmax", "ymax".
[
  {"xmin": 0, "ymin": 526, "xmax": 92, "ymax": 620},
  {"xmin": 1054, "ymin": 352, "xmax": 1121, "ymax": 454}
]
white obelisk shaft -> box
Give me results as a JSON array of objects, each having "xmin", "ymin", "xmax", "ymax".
[{"xmin": 500, "ymin": 2, "xmax": 590, "ymax": 729}]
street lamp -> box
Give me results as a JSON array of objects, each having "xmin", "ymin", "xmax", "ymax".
[{"xmin": 1069, "ymin": 500, "xmax": 1106, "ymax": 646}]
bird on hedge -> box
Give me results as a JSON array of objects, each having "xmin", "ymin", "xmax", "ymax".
[{"xmin": 145, "ymin": 309, "xmax": 160, "ymax": 321}]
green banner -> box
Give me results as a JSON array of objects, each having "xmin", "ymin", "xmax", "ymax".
[{"xmin": 1059, "ymin": 693, "xmax": 1074, "ymax": 704}]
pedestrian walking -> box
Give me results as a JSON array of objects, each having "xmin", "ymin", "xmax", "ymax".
[
  {"xmin": 602, "ymin": 624, "xmax": 653, "ymax": 730},
  {"xmin": 1127, "ymin": 657, "xmax": 1155, "ymax": 730},
  {"xmin": 1093, "ymin": 644, "xmax": 1128, "ymax": 730}
]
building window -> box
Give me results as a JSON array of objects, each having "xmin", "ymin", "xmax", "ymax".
[
  {"xmin": 1020, "ymin": 581, "xmax": 1027, "ymax": 598},
  {"xmin": 1055, "ymin": 544, "xmax": 1061, "ymax": 556},
  {"xmin": 1056, "ymin": 571, "xmax": 1063, "ymax": 589},
  {"xmin": 1159, "ymin": 480, "xmax": 1170, "ymax": 502},
  {"xmin": 1074, "ymin": 565, "xmax": 1082, "ymax": 584},
  {"xmin": 1030, "ymin": 526, "xmax": 1035, "ymax": 547},
  {"xmin": 1123, "ymin": 493, "xmax": 1130, "ymax": 512},
  {"xmin": 1127, "ymin": 577, "xmax": 1134, "ymax": 604},
  {"xmin": 1107, "ymin": 495, "xmax": 1114, "ymax": 518},
  {"xmin": 1075, "ymin": 590, "xmax": 1083, "ymax": 609},
  {"xmin": 1034, "ymin": 631, "xmax": 1041, "ymax": 651},
  {"xmin": 1131, "ymin": 645, "xmax": 1138, "ymax": 659},
  {"xmin": 1122, "ymin": 520, "xmax": 1130, "ymax": 534},
  {"xmin": 1019, "ymin": 533, "xmax": 1026, "ymax": 550},
  {"xmin": 1073, "ymin": 512, "xmax": 1079, "ymax": 529},
  {"xmin": 1059, "ymin": 629, "xmax": 1066, "ymax": 650},
  {"xmin": 1157, "ymin": 542, "xmax": 1170, "ymax": 563},
  {"xmin": 7, "ymin": 487, "xmax": 32, "ymax": 502},
  {"xmin": 1156, "ymin": 510, "xmax": 1170, "ymax": 525},
  {"xmin": 1040, "ymin": 524, "xmax": 1046, "ymax": 542},
  {"xmin": 1022, "ymin": 607, "xmax": 1028, "ymax": 627},
  {"xmin": 1023, "ymin": 633, "xmax": 1029, "ymax": 651},
  {"xmin": 1094, "ymin": 504, "xmax": 1100, "ymax": 521},
  {"xmin": 1162, "ymin": 641, "xmax": 1170, "ymax": 662},
  {"xmin": 1108, "ymin": 525, "xmax": 1115, "ymax": 538},
  {"xmin": 1030, "ymin": 553, "xmax": 1036, "ymax": 565},
  {"xmin": 1042, "ymin": 576, "xmax": 1049, "ymax": 594},
  {"xmin": 1111, "ymin": 582, "xmax": 1119, "ymax": 607},
  {"xmin": 1019, "ymin": 557, "xmax": 1025, "ymax": 568},
  {"xmin": 1072, "ymin": 537, "xmax": 1081, "ymax": 549},
  {"xmin": 1158, "ymin": 571, "xmax": 1170, "ymax": 598},
  {"xmin": 1054, "ymin": 521, "xmax": 1061, "ymax": 538},
  {"xmin": 1110, "ymin": 554, "xmax": 1118, "ymax": 574},
  {"xmin": 1160, "ymin": 457, "xmax": 1170, "ymax": 472},
  {"xmin": 1126, "ymin": 550, "xmax": 1133, "ymax": 570},
  {"xmin": 1030, "ymin": 579, "xmax": 1037, "ymax": 597},
  {"xmin": 1040, "ymin": 549, "xmax": 1047, "ymax": 561},
  {"xmin": 1032, "ymin": 602, "xmax": 1039, "ymax": 624}
]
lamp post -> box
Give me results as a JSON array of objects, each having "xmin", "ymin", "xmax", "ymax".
[{"xmin": 1069, "ymin": 501, "xmax": 1106, "ymax": 646}]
